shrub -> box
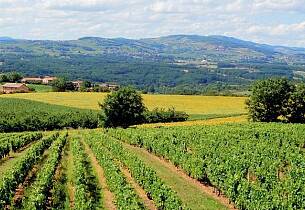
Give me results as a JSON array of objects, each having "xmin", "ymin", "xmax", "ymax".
[
  {"xmin": 144, "ymin": 107, "xmax": 189, "ymax": 123},
  {"xmin": 51, "ymin": 77, "xmax": 75, "ymax": 92}
]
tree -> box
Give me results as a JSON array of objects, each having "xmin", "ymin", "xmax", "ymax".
[
  {"xmin": 0, "ymin": 72, "xmax": 22, "ymax": 83},
  {"xmin": 65, "ymin": 81, "xmax": 75, "ymax": 91},
  {"xmin": 100, "ymin": 87, "xmax": 146, "ymax": 128},
  {"xmin": 7, "ymin": 72, "xmax": 22, "ymax": 82},
  {"xmin": 285, "ymin": 84, "xmax": 305, "ymax": 123},
  {"xmin": 80, "ymin": 81, "xmax": 91, "ymax": 92},
  {"xmin": 51, "ymin": 77, "xmax": 68, "ymax": 92},
  {"xmin": 246, "ymin": 78, "xmax": 293, "ymax": 122},
  {"xmin": 0, "ymin": 74, "xmax": 8, "ymax": 82}
]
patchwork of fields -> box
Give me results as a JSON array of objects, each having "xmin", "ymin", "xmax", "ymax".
[
  {"xmin": 1, "ymin": 123, "xmax": 305, "ymax": 209},
  {"xmin": 0, "ymin": 92, "xmax": 247, "ymax": 116}
]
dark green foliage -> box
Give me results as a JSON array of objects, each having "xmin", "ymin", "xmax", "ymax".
[
  {"xmin": 0, "ymin": 132, "xmax": 42, "ymax": 159},
  {"xmin": 0, "ymin": 74, "xmax": 8, "ymax": 82},
  {"xmin": 0, "ymin": 98, "xmax": 99, "ymax": 132},
  {"xmin": 80, "ymin": 81, "xmax": 92, "ymax": 92},
  {"xmin": 144, "ymin": 107, "xmax": 189, "ymax": 123},
  {"xmin": 1, "ymin": 35, "xmax": 304, "ymax": 93},
  {"xmin": 246, "ymin": 78, "xmax": 293, "ymax": 122},
  {"xmin": 51, "ymin": 78, "xmax": 66, "ymax": 92},
  {"xmin": 286, "ymin": 84, "xmax": 305, "ymax": 123},
  {"xmin": 0, "ymin": 71, "xmax": 22, "ymax": 82},
  {"xmin": 100, "ymin": 87, "xmax": 146, "ymax": 128},
  {"xmin": 247, "ymin": 78, "xmax": 305, "ymax": 123},
  {"xmin": 51, "ymin": 77, "xmax": 75, "ymax": 92}
]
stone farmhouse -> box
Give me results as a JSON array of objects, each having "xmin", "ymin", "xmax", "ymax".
[
  {"xmin": 99, "ymin": 83, "xmax": 120, "ymax": 91},
  {"xmin": 21, "ymin": 76, "xmax": 57, "ymax": 85},
  {"xmin": 0, "ymin": 83, "xmax": 30, "ymax": 94}
]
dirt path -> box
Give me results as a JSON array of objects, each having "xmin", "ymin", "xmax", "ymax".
[
  {"xmin": 83, "ymin": 141, "xmax": 116, "ymax": 210},
  {"xmin": 66, "ymin": 139, "xmax": 75, "ymax": 209},
  {"xmin": 119, "ymin": 163, "xmax": 157, "ymax": 210},
  {"xmin": 10, "ymin": 148, "xmax": 50, "ymax": 209},
  {"xmin": 10, "ymin": 165, "xmax": 40, "ymax": 208},
  {"xmin": 123, "ymin": 143, "xmax": 236, "ymax": 210}
]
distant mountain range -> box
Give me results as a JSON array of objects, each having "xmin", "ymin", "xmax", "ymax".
[{"xmin": 0, "ymin": 35, "xmax": 305, "ymax": 92}]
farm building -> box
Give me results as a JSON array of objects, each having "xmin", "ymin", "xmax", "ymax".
[
  {"xmin": 0, "ymin": 83, "xmax": 30, "ymax": 94},
  {"xmin": 42, "ymin": 76, "xmax": 57, "ymax": 84},
  {"xmin": 21, "ymin": 77, "xmax": 43, "ymax": 84},
  {"xmin": 99, "ymin": 83, "xmax": 120, "ymax": 91},
  {"xmin": 72, "ymin": 80, "xmax": 83, "ymax": 90}
]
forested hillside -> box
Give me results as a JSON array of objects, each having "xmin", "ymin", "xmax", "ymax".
[{"xmin": 0, "ymin": 35, "xmax": 305, "ymax": 92}]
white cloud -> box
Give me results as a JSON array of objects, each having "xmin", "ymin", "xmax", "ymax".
[
  {"xmin": 253, "ymin": 0, "xmax": 305, "ymax": 12},
  {"xmin": 43, "ymin": 0, "xmax": 126, "ymax": 12},
  {"xmin": 0, "ymin": 0, "xmax": 304, "ymax": 46}
]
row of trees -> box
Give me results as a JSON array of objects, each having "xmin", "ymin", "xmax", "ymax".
[
  {"xmin": 247, "ymin": 78, "xmax": 305, "ymax": 123},
  {"xmin": 0, "ymin": 72, "xmax": 22, "ymax": 83},
  {"xmin": 51, "ymin": 77, "xmax": 116, "ymax": 92}
]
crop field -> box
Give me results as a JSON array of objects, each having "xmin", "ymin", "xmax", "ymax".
[
  {"xmin": 1, "ymin": 123, "xmax": 305, "ymax": 209},
  {"xmin": 137, "ymin": 115, "xmax": 248, "ymax": 128},
  {"xmin": 0, "ymin": 98, "xmax": 99, "ymax": 132},
  {"xmin": 0, "ymin": 92, "xmax": 247, "ymax": 116}
]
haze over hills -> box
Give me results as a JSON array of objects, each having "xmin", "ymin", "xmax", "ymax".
[{"xmin": 0, "ymin": 35, "xmax": 305, "ymax": 92}]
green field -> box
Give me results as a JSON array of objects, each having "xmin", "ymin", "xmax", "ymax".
[
  {"xmin": 27, "ymin": 84, "xmax": 53, "ymax": 92},
  {"xmin": 0, "ymin": 98, "xmax": 99, "ymax": 132}
]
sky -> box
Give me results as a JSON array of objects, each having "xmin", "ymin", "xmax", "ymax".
[{"xmin": 0, "ymin": 0, "xmax": 305, "ymax": 47}]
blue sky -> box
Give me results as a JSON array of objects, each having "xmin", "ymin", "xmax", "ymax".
[{"xmin": 0, "ymin": 0, "xmax": 305, "ymax": 47}]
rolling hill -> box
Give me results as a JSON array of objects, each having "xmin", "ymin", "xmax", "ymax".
[{"xmin": 0, "ymin": 35, "xmax": 305, "ymax": 92}]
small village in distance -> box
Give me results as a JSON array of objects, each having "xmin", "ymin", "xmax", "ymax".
[{"xmin": 0, "ymin": 75, "xmax": 119, "ymax": 94}]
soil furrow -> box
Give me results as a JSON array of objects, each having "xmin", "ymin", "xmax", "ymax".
[
  {"xmin": 83, "ymin": 141, "xmax": 116, "ymax": 210},
  {"xmin": 123, "ymin": 143, "xmax": 236, "ymax": 210}
]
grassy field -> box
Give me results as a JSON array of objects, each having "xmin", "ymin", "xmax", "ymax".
[
  {"xmin": 137, "ymin": 115, "xmax": 247, "ymax": 128},
  {"xmin": 0, "ymin": 92, "xmax": 247, "ymax": 116},
  {"xmin": 27, "ymin": 84, "xmax": 53, "ymax": 92}
]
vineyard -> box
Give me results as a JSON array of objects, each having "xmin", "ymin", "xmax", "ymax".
[
  {"xmin": 1, "ymin": 123, "xmax": 305, "ymax": 209},
  {"xmin": 0, "ymin": 98, "xmax": 99, "ymax": 132}
]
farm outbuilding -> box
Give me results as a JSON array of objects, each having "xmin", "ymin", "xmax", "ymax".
[
  {"xmin": 21, "ymin": 77, "xmax": 43, "ymax": 84},
  {"xmin": 0, "ymin": 83, "xmax": 30, "ymax": 94},
  {"xmin": 72, "ymin": 80, "xmax": 83, "ymax": 90},
  {"xmin": 42, "ymin": 76, "xmax": 57, "ymax": 84},
  {"xmin": 99, "ymin": 83, "xmax": 120, "ymax": 91}
]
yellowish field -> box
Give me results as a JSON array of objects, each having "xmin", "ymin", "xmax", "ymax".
[
  {"xmin": 137, "ymin": 115, "xmax": 248, "ymax": 128},
  {"xmin": 0, "ymin": 92, "xmax": 247, "ymax": 115}
]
